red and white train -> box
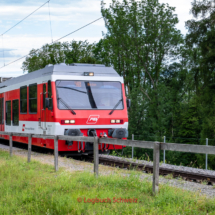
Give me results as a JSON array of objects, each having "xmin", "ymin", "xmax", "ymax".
[{"xmin": 0, "ymin": 63, "xmax": 129, "ymax": 155}]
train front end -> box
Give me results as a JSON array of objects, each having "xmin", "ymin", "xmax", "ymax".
[{"xmin": 52, "ymin": 63, "xmax": 129, "ymax": 155}]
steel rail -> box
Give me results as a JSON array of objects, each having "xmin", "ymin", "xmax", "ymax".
[{"xmin": 92, "ymin": 156, "xmax": 215, "ymax": 184}]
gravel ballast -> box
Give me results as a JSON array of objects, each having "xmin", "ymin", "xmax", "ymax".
[{"xmin": 100, "ymin": 154, "xmax": 215, "ymax": 176}]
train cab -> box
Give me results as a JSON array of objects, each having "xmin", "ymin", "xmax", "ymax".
[{"xmin": 0, "ymin": 63, "xmax": 129, "ymax": 155}]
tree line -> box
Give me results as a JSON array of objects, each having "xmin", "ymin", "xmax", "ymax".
[{"xmin": 22, "ymin": 0, "xmax": 215, "ymax": 169}]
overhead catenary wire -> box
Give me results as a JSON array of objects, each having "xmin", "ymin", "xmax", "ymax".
[
  {"xmin": 0, "ymin": 0, "xmax": 51, "ymax": 68},
  {"xmin": 0, "ymin": 17, "xmax": 103, "ymax": 69},
  {"xmin": 53, "ymin": 17, "xmax": 103, "ymax": 43},
  {"xmin": 48, "ymin": 0, "xmax": 53, "ymax": 43},
  {"xmin": 0, "ymin": 0, "xmax": 50, "ymax": 36},
  {"xmin": 1, "ymin": 35, "xmax": 5, "ymax": 66}
]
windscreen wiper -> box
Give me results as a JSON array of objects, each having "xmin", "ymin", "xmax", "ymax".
[
  {"xmin": 85, "ymin": 82, "xmax": 97, "ymax": 109},
  {"xmin": 58, "ymin": 98, "xmax": 76, "ymax": 115},
  {"xmin": 109, "ymin": 98, "xmax": 123, "ymax": 115}
]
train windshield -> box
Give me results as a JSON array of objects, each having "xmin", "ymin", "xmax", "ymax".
[{"xmin": 56, "ymin": 80, "xmax": 123, "ymax": 110}]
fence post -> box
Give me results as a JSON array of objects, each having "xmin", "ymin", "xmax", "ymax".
[
  {"xmin": 153, "ymin": 142, "xmax": 160, "ymax": 195},
  {"xmin": 94, "ymin": 136, "xmax": 99, "ymax": 177},
  {"xmin": 54, "ymin": 136, "xmax": 58, "ymax": 172},
  {"xmin": 9, "ymin": 133, "xmax": 13, "ymax": 157},
  {"xmin": 163, "ymin": 136, "xmax": 166, "ymax": 164},
  {"xmin": 132, "ymin": 134, "xmax": 134, "ymax": 159},
  {"xmin": 206, "ymin": 138, "xmax": 208, "ymax": 170},
  {"xmin": 28, "ymin": 134, "xmax": 32, "ymax": 163}
]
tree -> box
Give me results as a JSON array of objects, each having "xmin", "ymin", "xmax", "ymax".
[
  {"xmin": 186, "ymin": 1, "xmax": 215, "ymax": 137},
  {"xmin": 183, "ymin": 0, "xmax": 215, "ymax": 169},
  {"xmin": 101, "ymin": 0, "xmax": 183, "ymax": 138},
  {"xmin": 22, "ymin": 40, "xmax": 97, "ymax": 73}
]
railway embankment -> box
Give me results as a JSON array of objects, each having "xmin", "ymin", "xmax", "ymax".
[
  {"xmin": 0, "ymin": 144, "xmax": 215, "ymax": 194},
  {"xmin": 1, "ymin": 144, "xmax": 215, "ymax": 199},
  {"xmin": 1, "ymin": 149, "xmax": 215, "ymax": 214}
]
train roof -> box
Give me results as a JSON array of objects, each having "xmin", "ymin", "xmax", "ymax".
[{"xmin": 0, "ymin": 63, "xmax": 120, "ymax": 89}]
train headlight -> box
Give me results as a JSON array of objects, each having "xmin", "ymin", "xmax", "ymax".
[
  {"xmin": 84, "ymin": 72, "xmax": 94, "ymax": 76},
  {"xmin": 110, "ymin": 119, "xmax": 123, "ymax": 124},
  {"xmin": 61, "ymin": 120, "xmax": 75, "ymax": 124}
]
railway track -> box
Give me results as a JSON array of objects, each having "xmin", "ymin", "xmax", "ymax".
[{"xmin": 84, "ymin": 156, "xmax": 215, "ymax": 185}]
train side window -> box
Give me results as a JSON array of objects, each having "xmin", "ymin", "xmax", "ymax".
[
  {"xmin": 12, "ymin": 100, "xmax": 19, "ymax": 126},
  {"xmin": 43, "ymin": 84, "xmax": 46, "ymax": 109},
  {"xmin": 0, "ymin": 98, "xmax": 2, "ymax": 124},
  {"xmin": 20, "ymin": 86, "xmax": 27, "ymax": 113},
  {"xmin": 6, "ymin": 101, "xmax": 11, "ymax": 125},
  {"xmin": 48, "ymin": 80, "xmax": 53, "ymax": 110},
  {"xmin": 29, "ymin": 84, "xmax": 37, "ymax": 113}
]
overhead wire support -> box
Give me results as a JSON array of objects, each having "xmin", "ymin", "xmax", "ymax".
[
  {"xmin": 0, "ymin": 0, "xmax": 50, "ymax": 36},
  {"xmin": 0, "ymin": 17, "xmax": 103, "ymax": 69}
]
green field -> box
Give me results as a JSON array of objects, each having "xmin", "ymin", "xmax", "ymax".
[{"xmin": 0, "ymin": 150, "xmax": 215, "ymax": 215}]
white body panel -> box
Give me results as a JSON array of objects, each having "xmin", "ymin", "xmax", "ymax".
[{"xmin": 5, "ymin": 121, "xmax": 128, "ymax": 135}]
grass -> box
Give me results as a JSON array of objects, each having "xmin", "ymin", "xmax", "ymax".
[
  {"xmin": 0, "ymin": 150, "xmax": 215, "ymax": 214},
  {"xmin": 165, "ymin": 174, "xmax": 174, "ymax": 180},
  {"xmin": 202, "ymin": 180, "xmax": 208, "ymax": 185}
]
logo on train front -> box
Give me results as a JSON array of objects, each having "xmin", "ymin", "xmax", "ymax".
[
  {"xmin": 22, "ymin": 124, "xmax": 25, "ymax": 131},
  {"xmin": 86, "ymin": 115, "xmax": 99, "ymax": 124}
]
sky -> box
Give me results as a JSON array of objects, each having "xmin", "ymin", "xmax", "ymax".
[{"xmin": 0, "ymin": 0, "xmax": 194, "ymax": 77}]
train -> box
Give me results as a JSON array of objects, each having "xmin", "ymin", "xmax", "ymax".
[{"xmin": 0, "ymin": 63, "xmax": 129, "ymax": 155}]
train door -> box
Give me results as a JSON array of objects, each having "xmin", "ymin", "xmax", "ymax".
[
  {"xmin": 40, "ymin": 81, "xmax": 53, "ymax": 135},
  {"xmin": 0, "ymin": 96, "xmax": 4, "ymax": 133},
  {"xmin": 46, "ymin": 80, "xmax": 53, "ymax": 135},
  {"xmin": 40, "ymin": 83, "xmax": 47, "ymax": 134}
]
